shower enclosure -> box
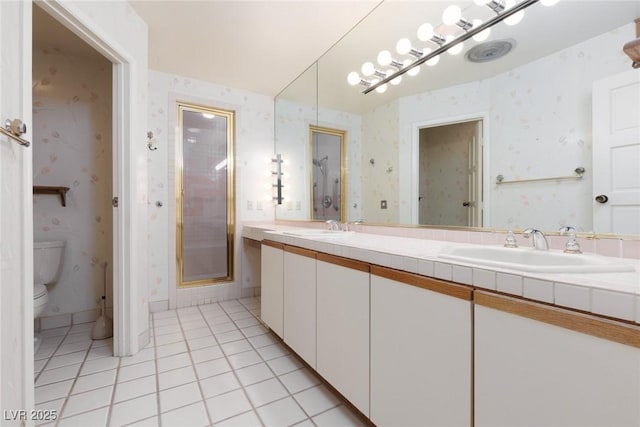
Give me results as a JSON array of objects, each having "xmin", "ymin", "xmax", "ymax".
[{"xmin": 310, "ymin": 126, "xmax": 345, "ymax": 222}]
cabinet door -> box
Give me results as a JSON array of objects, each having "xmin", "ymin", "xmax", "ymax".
[
  {"xmin": 260, "ymin": 242, "xmax": 284, "ymax": 338},
  {"xmin": 316, "ymin": 256, "xmax": 370, "ymax": 416},
  {"xmin": 370, "ymin": 269, "xmax": 472, "ymax": 427},
  {"xmin": 475, "ymin": 292, "xmax": 640, "ymax": 427},
  {"xmin": 283, "ymin": 247, "xmax": 317, "ymax": 368}
]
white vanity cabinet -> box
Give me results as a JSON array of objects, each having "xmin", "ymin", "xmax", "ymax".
[
  {"xmin": 283, "ymin": 246, "xmax": 317, "ymax": 368},
  {"xmin": 475, "ymin": 291, "xmax": 640, "ymax": 427},
  {"xmin": 316, "ymin": 253, "xmax": 370, "ymax": 417},
  {"xmin": 370, "ymin": 266, "xmax": 473, "ymax": 427},
  {"xmin": 260, "ymin": 241, "xmax": 284, "ymax": 338}
]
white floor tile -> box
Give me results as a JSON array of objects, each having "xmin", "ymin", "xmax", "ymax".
[
  {"xmin": 195, "ymin": 358, "xmax": 231, "ymax": 380},
  {"xmin": 206, "ymin": 389, "xmax": 253, "ymax": 424},
  {"xmin": 247, "ymin": 334, "xmax": 278, "ymax": 349},
  {"xmin": 158, "ymin": 366, "xmax": 197, "ymax": 391},
  {"xmin": 113, "ymin": 375, "xmax": 157, "ymax": 403},
  {"xmin": 214, "ymin": 410, "xmax": 262, "ymax": 427},
  {"xmin": 156, "ymin": 341, "xmax": 188, "ymax": 358},
  {"xmin": 211, "ymin": 323, "xmax": 239, "ymax": 336},
  {"xmin": 117, "ymin": 360, "xmax": 155, "ymax": 382},
  {"xmin": 227, "ymin": 350, "xmax": 262, "ymax": 370},
  {"xmin": 221, "ymin": 339, "xmax": 252, "ymax": 356},
  {"xmin": 109, "ymin": 393, "xmax": 158, "ymax": 426},
  {"xmin": 278, "ymin": 368, "xmax": 321, "ymax": 394},
  {"xmin": 159, "ymin": 381, "xmax": 202, "ymax": 413},
  {"xmin": 157, "ymin": 352, "xmax": 192, "ymax": 373},
  {"xmin": 62, "ymin": 385, "xmax": 112, "ymax": 417},
  {"xmin": 34, "ymin": 359, "xmax": 47, "ymax": 375},
  {"xmin": 119, "ymin": 347, "xmax": 154, "ymax": 367},
  {"xmin": 191, "ymin": 345, "xmax": 224, "ymax": 364},
  {"xmin": 58, "ymin": 406, "xmax": 109, "ymax": 427},
  {"xmin": 125, "ymin": 415, "xmax": 159, "ymax": 426},
  {"xmin": 91, "ymin": 337, "xmax": 113, "ymax": 349},
  {"xmin": 187, "ymin": 335, "xmax": 218, "ymax": 351},
  {"xmin": 240, "ymin": 325, "xmax": 268, "ymax": 338},
  {"xmin": 85, "ymin": 345, "xmax": 113, "ymax": 361},
  {"xmin": 228, "ymin": 310, "xmax": 254, "ymax": 321},
  {"xmin": 62, "ymin": 331, "xmax": 91, "ymax": 345},
  {"xmin": 292, "ymin": 419, "xmax": 315, "ymax": 427},
  {"xmin": 245, "ymin": 378, "xmax": 288, "ymax": 407},
  {"xmin": 234, "ymin": 316, "xmax": 260, "ymax": 328},
  {"xmin": 35, "ymin": 379, "xmax": 74, "ymax": 404},
  {"xmin": 154, "ymin": 332, "xmax": 185, "ymax": 347},
  {"xmin": 184, "ymin": 327, "xmax": 213, "ymax": 340},
  {"xmin": 35, "ymin": 398, "xmax": 65, "ymax": 426},
  {"xmin": 199, "ymin": 371, "xmax": 241, "ymax": 399},
  {"xmin": 153, "ymin": 310, "xmax": 178, "ymax": 320},
  {"xmin": 311, "ymin": 405, "xmax": 365, "ymax": 427},
  {"xmin": 161, "ymin": 400, "xmax": 210, "ymax": 427},
  {"xmin": 256, "ymin": 343, "xmax": 290, "ymax": 361},
  {"xmin": 181, "ymin": 319, "xmax": 208, "ymax": 330},
  {"xmin": 40, "ymin": 326, "xmax": 70, "ymax": 338},
  {"xmin": 69, "ymin": 323, "xmax": 94, "ymax": 334},
  {"xmin": 72, "ymin": 369, "xmax": 117, "ymax": 394},
  {"xmin": 256, "ymin": 396, "xmax": 307, "ymax": 427},
  {"xmin": 80, "ymin": 356, "xmax": 119, "ymax": 376},
  {"xmin": 267, "ymin": 355, "xmax": 303, "ymax": 376},
  {"xmin": 35, "ymin": 346, "xmax": 57, "ymax": 361},
  {"xmin": 46, "ymin": 351, "xmax": 87, "ymax": 370},
  {"xmin": 235, "ymin": 363, "xmax": 274, "ymax": 386},
  {"xmin": 54, "ymin": 340, "xmax": 92, "ymax": 356},
  {"xmin": 36, "ymin": 364, "xmax": 82, "ymax": 386},
  {"xmin": 294, "ymin": 385, "xmax": 340, "ymax": 417},
  {"xmin": 154, "ymin": 324, "xmax": 181, "ymax": 337},
  {"xmin": 40, "ymin": 335, "xmax": 65, "ymax": 348}
]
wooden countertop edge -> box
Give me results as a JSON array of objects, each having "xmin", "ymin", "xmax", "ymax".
[
  {"xmin": 317, "ymin": 252, "xmax": 370, "ymax": 273},
  {"xmin": 371, "ymin": 265, "xmax": 473, "ymax": 301},
  {"xmin": 261, "ymin": 240, "xmax": 284, "ymax": 250},
  {"xmin": 475, "ymin": 291, "xmax": 640, "ymax": 349},
  {"xmin": 284, "ymin": 245, "xmax": 317, "ymax": 259}
]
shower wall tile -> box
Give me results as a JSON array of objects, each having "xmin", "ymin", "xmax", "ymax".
[{"xmin": 33, "ymin": 44, "xmax": 113, "ymax": 318}]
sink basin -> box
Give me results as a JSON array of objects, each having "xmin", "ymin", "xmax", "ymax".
[
  {"xmin": 438, "ymin": 246, "xmax": 635, "ymax": 274},
  {"xmin": 282, "ymin": 229, "xmax": 354, "ymax": 238}
]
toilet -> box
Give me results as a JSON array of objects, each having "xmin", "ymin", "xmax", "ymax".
[{"xmin": 33, "ymin": 240, "xmax": 66, "ymax": 353}]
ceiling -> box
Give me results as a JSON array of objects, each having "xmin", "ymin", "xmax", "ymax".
[{"xmin": 128, "ymin": 0, "xmax": 382, "ymax": 97}]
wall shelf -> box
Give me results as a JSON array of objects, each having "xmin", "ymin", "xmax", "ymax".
[{"xmin": 34, "ymin": 186, "xmax": 70, "ymax": 206}]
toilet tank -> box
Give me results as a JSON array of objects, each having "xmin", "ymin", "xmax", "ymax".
[{"xmin": 34, "ymin": 240, "xmax": 66, "ymax": 286}]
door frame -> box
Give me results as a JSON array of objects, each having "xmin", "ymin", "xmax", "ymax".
[
  {"xmin": 36, "ymin": 0, "xmax": 139, "ymax": 356},
  {"xmin": 411, "ymin": 112, "xmax": 490, "ymax": 226}
]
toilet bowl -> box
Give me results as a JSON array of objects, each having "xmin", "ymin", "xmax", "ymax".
[{"xmin": 33, "ymin": 240, "xmax": 66, "ymax": 353}]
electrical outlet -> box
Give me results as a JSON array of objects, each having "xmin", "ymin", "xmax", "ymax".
[
  {"xmin": 380, "ymin": 200, "xmax": 387, "ymax": 209},
  {"xmin": 247, "ymin": 200, "xmax": 254, "ymax": 211},
  {"xmin": 256, "ymin": 200, "xmax": 263, "ymax": 211},
  {"xmin": 296, "ymin": 200, "xmax": 301, "ymax": 210}
]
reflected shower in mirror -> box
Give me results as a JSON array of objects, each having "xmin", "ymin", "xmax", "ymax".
[{"xmin": 310, "ymin": 126, "xmax": 346, "ymax": 222}]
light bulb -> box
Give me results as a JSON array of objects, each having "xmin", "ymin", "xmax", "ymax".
[
  {"xmin": 540, "ymin": 0, "xmax": 559, "ymax": 5},
  {"xmin": 347, "ymin": 72, "xmax": 361, "ymax": 86},
  {"xmin": 504, "ymin": 0, "xmax": 525, "ymax": 26},
  {"xmin": 403, "ymin": 59, "xmax": 420, "ymax": 77},
  {"xmin": 442, "ymin": 5, "xmax": 462, "ymax": 26},
  {"xmin": 472, "ymin": 19, "xmax": 491, "ymax": 42},
  {"xmin": 474, "ymin": 0, "xmax": 491, "ymax": 4},
  {"xmin": 422, "ymin": 48, "xmax": 440, "ymax": 66},
  {"xmin": 377, "ymin": 50, "xmax": 392, "ymax": 66},
  {"xmin": 446, "ymin": 35, "xmax": 464, "ymax": 55},
  {"xmin": 375, "ymin": 84, "xmax": 387, "ymax": 94},
  {"xmin": 396, "ymin": 38, "xmax": 412, "ymax": 55},
  {"xmin": 417, "ymin": 23, "xmax": 435, "ymax": 42},
  {"xmin": 361, "ymin": 62, "xmax": 375, "ymax": 76}
]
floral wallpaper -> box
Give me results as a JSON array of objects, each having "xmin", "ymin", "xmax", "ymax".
[
  {"xmin": 32, "ymin": 44, "xmax": 113, "ymax": 318},
  {"xmin": 147, "ymin": 70, "xmax": 274, "ymax": 307}
]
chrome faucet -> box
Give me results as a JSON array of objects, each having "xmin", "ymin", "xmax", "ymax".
[
  {"xmin": 341, "ymin": 219, "xmax": 365, "ymax": 232},
  {"xmin": 559, "ymin": 226, "xmax": 582, "ymax": 254},
  {"xmin": 523, "ymin": 228, "xmax": 549, "ymax": 250},
  {"xmin": 325, "ymin": 220, "xmax": 340, "ymax": 231}
]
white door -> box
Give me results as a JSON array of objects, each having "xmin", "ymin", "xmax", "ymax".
[
  {"xmin": 1, "ymin": 0, "xmax": 35, "ymax": 422},
  {"xmin": 593, "ymin": 70, "xmax": 640, "ymax": 234}
]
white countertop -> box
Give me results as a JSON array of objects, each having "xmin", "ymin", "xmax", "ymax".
[{"xmin": 242, "ymin": 223, "xmax": 640, "ymax": 324}]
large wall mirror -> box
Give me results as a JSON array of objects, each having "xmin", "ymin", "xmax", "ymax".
[
  {"xmin": 176, "ymin": 103, "xmax": 235, "ymax": 287},
  {"xmin": 274, "ymin": 0, "xmax": 640, "ymax": 237}
]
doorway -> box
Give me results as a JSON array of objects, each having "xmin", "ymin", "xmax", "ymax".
[
  {"xmin": 32, "ymin": 5, "xmax": 115, "ymax": 348},
  {"xmin": 417, "ymin": 119, "xmax": 483, "ymax": 227}
]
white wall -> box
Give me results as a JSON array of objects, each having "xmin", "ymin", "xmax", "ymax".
[
  {"xmin": 147, "ymin": 70, "xmax": 274, "ymax": 309},
  {"xmin": 33, "ymin": 42, "xmax": 113, "ymax": 322}
]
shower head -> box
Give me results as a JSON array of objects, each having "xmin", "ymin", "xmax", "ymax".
[{"xmin": 312, "ymin": 156, "xmax": 328, "ymax": 166}]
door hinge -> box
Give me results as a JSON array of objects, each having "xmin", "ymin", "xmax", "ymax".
[{"xmin": 112, "ymin": 196, "xmax": 118, "ymax": 208}]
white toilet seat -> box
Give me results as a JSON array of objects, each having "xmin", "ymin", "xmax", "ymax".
[{"xmin": 34, "ymin": 284, "xmax": 48, "ymax": 319}]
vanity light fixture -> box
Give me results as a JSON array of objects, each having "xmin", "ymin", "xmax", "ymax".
[
  {"xmin": 271, "ymin": 154, "xmax": 284, "ymax": 205},
  {"xmin": 349, "ymin": 0, "xmax": 548, "ymax": 95}
]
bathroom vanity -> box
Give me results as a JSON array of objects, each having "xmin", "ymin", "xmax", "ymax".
[{"xmin": 246, "ymin": 223, "xmax": 640, "ymax": 426}]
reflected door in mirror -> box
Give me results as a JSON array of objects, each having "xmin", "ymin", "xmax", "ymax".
[{"xmin": 310, "ymin": 126, "xmax": 346, "ymax": 222}]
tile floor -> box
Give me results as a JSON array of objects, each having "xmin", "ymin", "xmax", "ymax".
[{"xmin": 34, "ymin": 297, "xmax": 366, "ymax": 426}]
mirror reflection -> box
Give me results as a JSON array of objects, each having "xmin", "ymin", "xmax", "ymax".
[
  {"xmin": 275, "ymin": 0, "xmax": 640, "ymax": 236},
  {"xmin": 310, "ymin": 126, "xmax": 346, "ymax": 222}
]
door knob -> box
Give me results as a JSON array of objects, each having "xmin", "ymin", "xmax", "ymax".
[
  {"xmin": 5, "ymin": 118, "xmax": 26, "ymax": 136},
  {"xmin": 462, "ymin": 201, "xmax": 473, "ymax": 207},
  {"xmin": 595, "ymin": 194, "xmax": 609, "ymax": 204}
]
